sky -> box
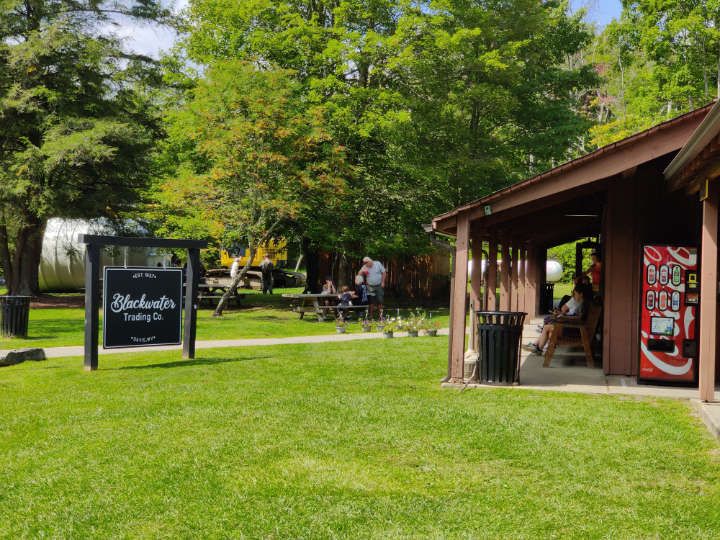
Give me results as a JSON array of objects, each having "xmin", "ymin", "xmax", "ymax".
[
  {"xmin": 570, "ymin": 0, "xmax": 622, "ymax": 28},
  {"xmin": 120, "ymin": 0, "xmax": 624, "ymax": 59}
]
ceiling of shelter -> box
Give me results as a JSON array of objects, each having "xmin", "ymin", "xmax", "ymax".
[{"xmin": 473, "ymin": 190, "xmax": 604, "ymax": 247}]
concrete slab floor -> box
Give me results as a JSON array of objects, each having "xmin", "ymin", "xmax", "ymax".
[
  {"xmin": 691, "ymin": 400, "xmax": 720, "ymax": 441},
  {"xmin": 453, "ymin": 321, "xmax": 719, "ymax": 403}
]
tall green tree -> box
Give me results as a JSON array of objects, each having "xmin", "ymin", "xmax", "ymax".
[
  {"xmin": 178, "ymin": 0, "xmax": 596, "ymax": 261},
  {"xmin": 590, "ymin": 1, "xmax": 720, "ymax": 146},
  {"xmin": 154, "ymin": 61, "xmax": 350, "ymax": 315},
  {"xmin": 0, "ymin": 0, "xmax": 170, "ymax": 295}
]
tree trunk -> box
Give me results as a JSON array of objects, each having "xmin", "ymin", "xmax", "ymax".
[
  {"xmin": 303, "ymin": 237, "xmax": 320, "ymax": 293},
  {"xmin": 213, "ymin": 246, "xmax": 256, "ymax": 317},
  {"xmin": 9, "ymin": 219, "xmax": 45, "ymax": 296},
  {"xmin": 0, "ymin": 220, "xmax": 14, "ymax": 290}
]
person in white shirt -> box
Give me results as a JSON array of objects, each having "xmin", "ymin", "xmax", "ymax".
[
  {"xmin": 361, "ymin": 256, "xmax": 386, "ymax": 320},
  {"xmin": 230, "ymin": 258, "xmax": 241, "ymax": 279},
  {"xmin": 524, "ymin": 286, "xmax": 585, "ymax": 355}
]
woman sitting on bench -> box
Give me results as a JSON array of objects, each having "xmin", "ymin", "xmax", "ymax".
[{"xmin": 525, "ymin": 286, "xmax": 586, "ymax": 355}]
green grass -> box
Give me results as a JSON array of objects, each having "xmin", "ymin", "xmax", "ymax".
[
  {"xmin": 0, "ymin": 302, "xmax": 449, "ymax": 349},
  {"xmin": 1, "ymin": 339, "xmax": 718, "ymax": 537}
]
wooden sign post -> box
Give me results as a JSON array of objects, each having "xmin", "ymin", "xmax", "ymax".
[{"xmin": 78, "ymin": 235, "xmax": 208, "ymax": 371}]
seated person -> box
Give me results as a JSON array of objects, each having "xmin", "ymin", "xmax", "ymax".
[
  {"xmin": 526, "ymin": 286, "xmax": 586, "ymax": 355},
  {"xmin": 320, "ymin": 277, "xmax": 337, "ymax": 306},
  {"xmin": 555, "ymin": 274, "xmax": 581, "ymax": 312},
  {"xmin": 321, "ymin": 277, "xmax": 337, "ymax": 295},
  {"xmin": 338, "ymin": 286, "xmax": 353, "ymax": 306},
  {"xmin": 542, "ymin": 278, "xmax": 585, "ymax": 326},
  {"xmin": 336, "ymin": 285, "xmax": 354, "ymax": 319}
]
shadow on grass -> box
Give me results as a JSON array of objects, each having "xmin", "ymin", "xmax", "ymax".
[{"xmin": 117, "ymin": 355, "xmax": 269, "ymax": 370}]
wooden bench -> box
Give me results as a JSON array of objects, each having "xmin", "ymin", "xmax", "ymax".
[
  {"xmin": 317, "ymin": 305, "xmax": 369, "ymax": 321},
  {"xmin": 282, "ymin": 293, "xmax": 369, "ymax": 321},
  {"xmin": 543, "ymin": 300, "xmax": 603, "ymax": 368}
]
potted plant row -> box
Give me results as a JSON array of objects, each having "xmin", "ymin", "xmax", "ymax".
[{"xmin": 382, "ymin": 319, "xmax": 399, "ymax": 338}]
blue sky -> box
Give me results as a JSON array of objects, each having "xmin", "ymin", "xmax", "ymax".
[
  {"xmin": 571, "ymin": 0, "xmax": 622, "ymax": 28},
  {"xmin": 123, "ymin": 0, "xmax": 625, "ymax": 58}
]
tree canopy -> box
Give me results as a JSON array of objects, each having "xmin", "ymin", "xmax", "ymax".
[
  {"xmin": 159, "ymin": 0, "xmax": 597, "ymax": 261},
  {"xmin": 153, "ymin": 60, "xmax": 350, "ymax": 310},
  {"xmin": 0, "ymin": 0, "xmax": 170, "ymax": 294},
  {"xmin": 590, "ymin": 0, "xmax": 720, "ymax": 146}
]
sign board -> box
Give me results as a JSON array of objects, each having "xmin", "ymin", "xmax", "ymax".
[{"xmin": 103, "ymin": 267, "xmax": 183, "ymax": 348}]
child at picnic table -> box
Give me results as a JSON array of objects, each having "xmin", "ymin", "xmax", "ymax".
[{"xmin": 338, "ymin": 286, "xmax": 353, "ymax": 306}]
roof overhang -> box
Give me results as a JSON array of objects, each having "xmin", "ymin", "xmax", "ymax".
[
  {"xmin": 433, "ymin": 103, "xmax": 713, "ymax": 235},
  {"xmin": 664, "ymin": 100, "xmax": 720, "ymax": 191}
]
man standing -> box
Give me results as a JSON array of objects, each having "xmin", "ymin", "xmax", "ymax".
[
  {"xmin": 260, "ymin": 255, "xmax": 274, "ymax": 294},
  {"xmin": 362, "ymin": 256, "xmax": 386, "ymax": 320}
]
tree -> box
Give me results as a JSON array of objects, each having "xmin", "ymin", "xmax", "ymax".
[
  {"xmin": 181, "ymin": 0, "xmax": 596, "ymax": 263},
  {"xmin": 590, "ymin": 1, "xmax": 720, "ymax": 147},
  {"xmin": 154, "ymin": 61, "xmax": 349, "ymax": 315},
  {"xmin": 0, "ymin": 0, "xmax": 170, "ymax": 295}
]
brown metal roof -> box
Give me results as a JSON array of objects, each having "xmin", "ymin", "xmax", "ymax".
[{"xmin": 433, "ymin": 102, "xmax": 714, "ymax": 233}]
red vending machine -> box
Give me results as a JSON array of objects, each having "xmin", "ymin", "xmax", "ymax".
[{"xmin": 639, "ymin": 245, "xmax": 699, "ymax": 385}]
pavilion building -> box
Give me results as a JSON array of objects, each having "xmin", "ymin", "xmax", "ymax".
[{"xmin": 433, "ymin": 101, "xmax": 720, "ymax": 401}]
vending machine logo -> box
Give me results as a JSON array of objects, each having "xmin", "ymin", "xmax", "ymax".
[{"xmin": 639, "ymin": 245, "xmax": 697, "ymax": 384}]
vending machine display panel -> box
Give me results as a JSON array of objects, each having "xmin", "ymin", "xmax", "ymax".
[{"xmin": 650, "ymin": 316, "xmax": 674, "ymax": 337}]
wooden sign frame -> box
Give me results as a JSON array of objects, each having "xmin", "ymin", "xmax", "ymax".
[{"xmin": 78, "ymin": 235, "xmax": 208, "ymax": 371}]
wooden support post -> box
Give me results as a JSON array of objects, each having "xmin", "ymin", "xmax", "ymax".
[
  {"xmin": 700, "ymin": 182, "xmax": 718, "ymax": 402},
  {"xmin": 518, "ymin": 247, "xmax": 526, "ymax": 313},
  {"xmin": 511, "ymin": 246, "xmax": 520, "ymax": 312},
  {"xmin": 487, "ymin": 238, "xmax": 498, "ymax": 311},
  {"xmin": 482, "ymin": 245, "xmax": 489, "ymax": 312},
  {"xmin": 183, "ymin": 248, "xmax": 201, "ymax": 360},
  {"xmin": 525, "ymin": 247, "xmax": 539, "ymax": 317},
  {"xmin": 83, "ymin": 243, "xmax": 100, "ymax": 371},
  {"xmin": 500, "ymin": 242, "xmax": 511, "ymax": 311},
  {"xmin": 449, "ymin": 214, "xmax": 470, "ymax": 382},
  {"xmin": 470, "ymin": 236, "xmax": 484, "ymax": 353}
]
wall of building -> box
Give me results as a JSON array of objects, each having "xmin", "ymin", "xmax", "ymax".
[{"xmin": 602, "ymin": 159, "xmax": 702, "ymax": 376}]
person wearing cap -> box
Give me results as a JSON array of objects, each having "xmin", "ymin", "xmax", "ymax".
[{"xmin": 362, "ymin": 256, "xmax": 386, "ymax": 319}]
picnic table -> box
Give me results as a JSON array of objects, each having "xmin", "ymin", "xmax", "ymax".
[
  {"xmin": 282, "ymin": 293, "xmax": 368, "ymax": 321},
  {"xmin": 197, "ymin": 281, "xmax": 244, "ymax": 307}
]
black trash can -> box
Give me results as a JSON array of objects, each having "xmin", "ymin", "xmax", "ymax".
[
  {"xmin": 0, "ymin": 296, "xmax": 31, "ymax": 338},
  {"xmin": 540, "ymin": 283, "xmax": 555, "ymax": 313},
  {"xmin": 476, "ymin": 311, "xmax": 527, "ymax": 385}
]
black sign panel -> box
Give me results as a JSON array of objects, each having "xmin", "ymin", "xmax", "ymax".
[{"xmin": 103, "ymin": 267, "xmax": 183, "ymax": 349}]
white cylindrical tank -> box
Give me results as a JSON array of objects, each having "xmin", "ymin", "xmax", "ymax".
[
  {"xmin": 468, "ymin": 259, "xmax": 564, "ymax": 282},
  {"xmin": 38, "ymin": 219, "xmax": 170, "ymax": 291},
  {"xmin": 546, "ymin": 259, "xmax": 564, "ymax": 283}
]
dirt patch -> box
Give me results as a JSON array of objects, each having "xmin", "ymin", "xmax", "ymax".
[{"xmin": 30, "ymin": 295, "xmax": 84, "ymax": 309}]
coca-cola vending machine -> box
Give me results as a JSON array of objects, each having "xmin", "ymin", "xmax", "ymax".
[{"xmin": 639, "ymin": 245, "xmax": 699, "ymax": 385}]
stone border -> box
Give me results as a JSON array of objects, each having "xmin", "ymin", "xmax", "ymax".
[
  {"xmin": 691, "ymin": 400, "xmax": 720, "ymax": 441},
  {"xmin": 0, "ymin": 348, "xmax": 46, "ymax": 367}
]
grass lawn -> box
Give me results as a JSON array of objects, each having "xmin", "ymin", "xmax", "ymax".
[
  {"xmin": 0, "ymin": 290, "xmax": 448, "ymax": 349},
  {"xmin": 1, "ymin": 339, "xmax": 718, "ymax": 537}
]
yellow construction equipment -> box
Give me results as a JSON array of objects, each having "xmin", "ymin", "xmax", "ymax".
[{"xmin": 220, "ymin": 239, "xmax": 288, "ymax": 268}]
